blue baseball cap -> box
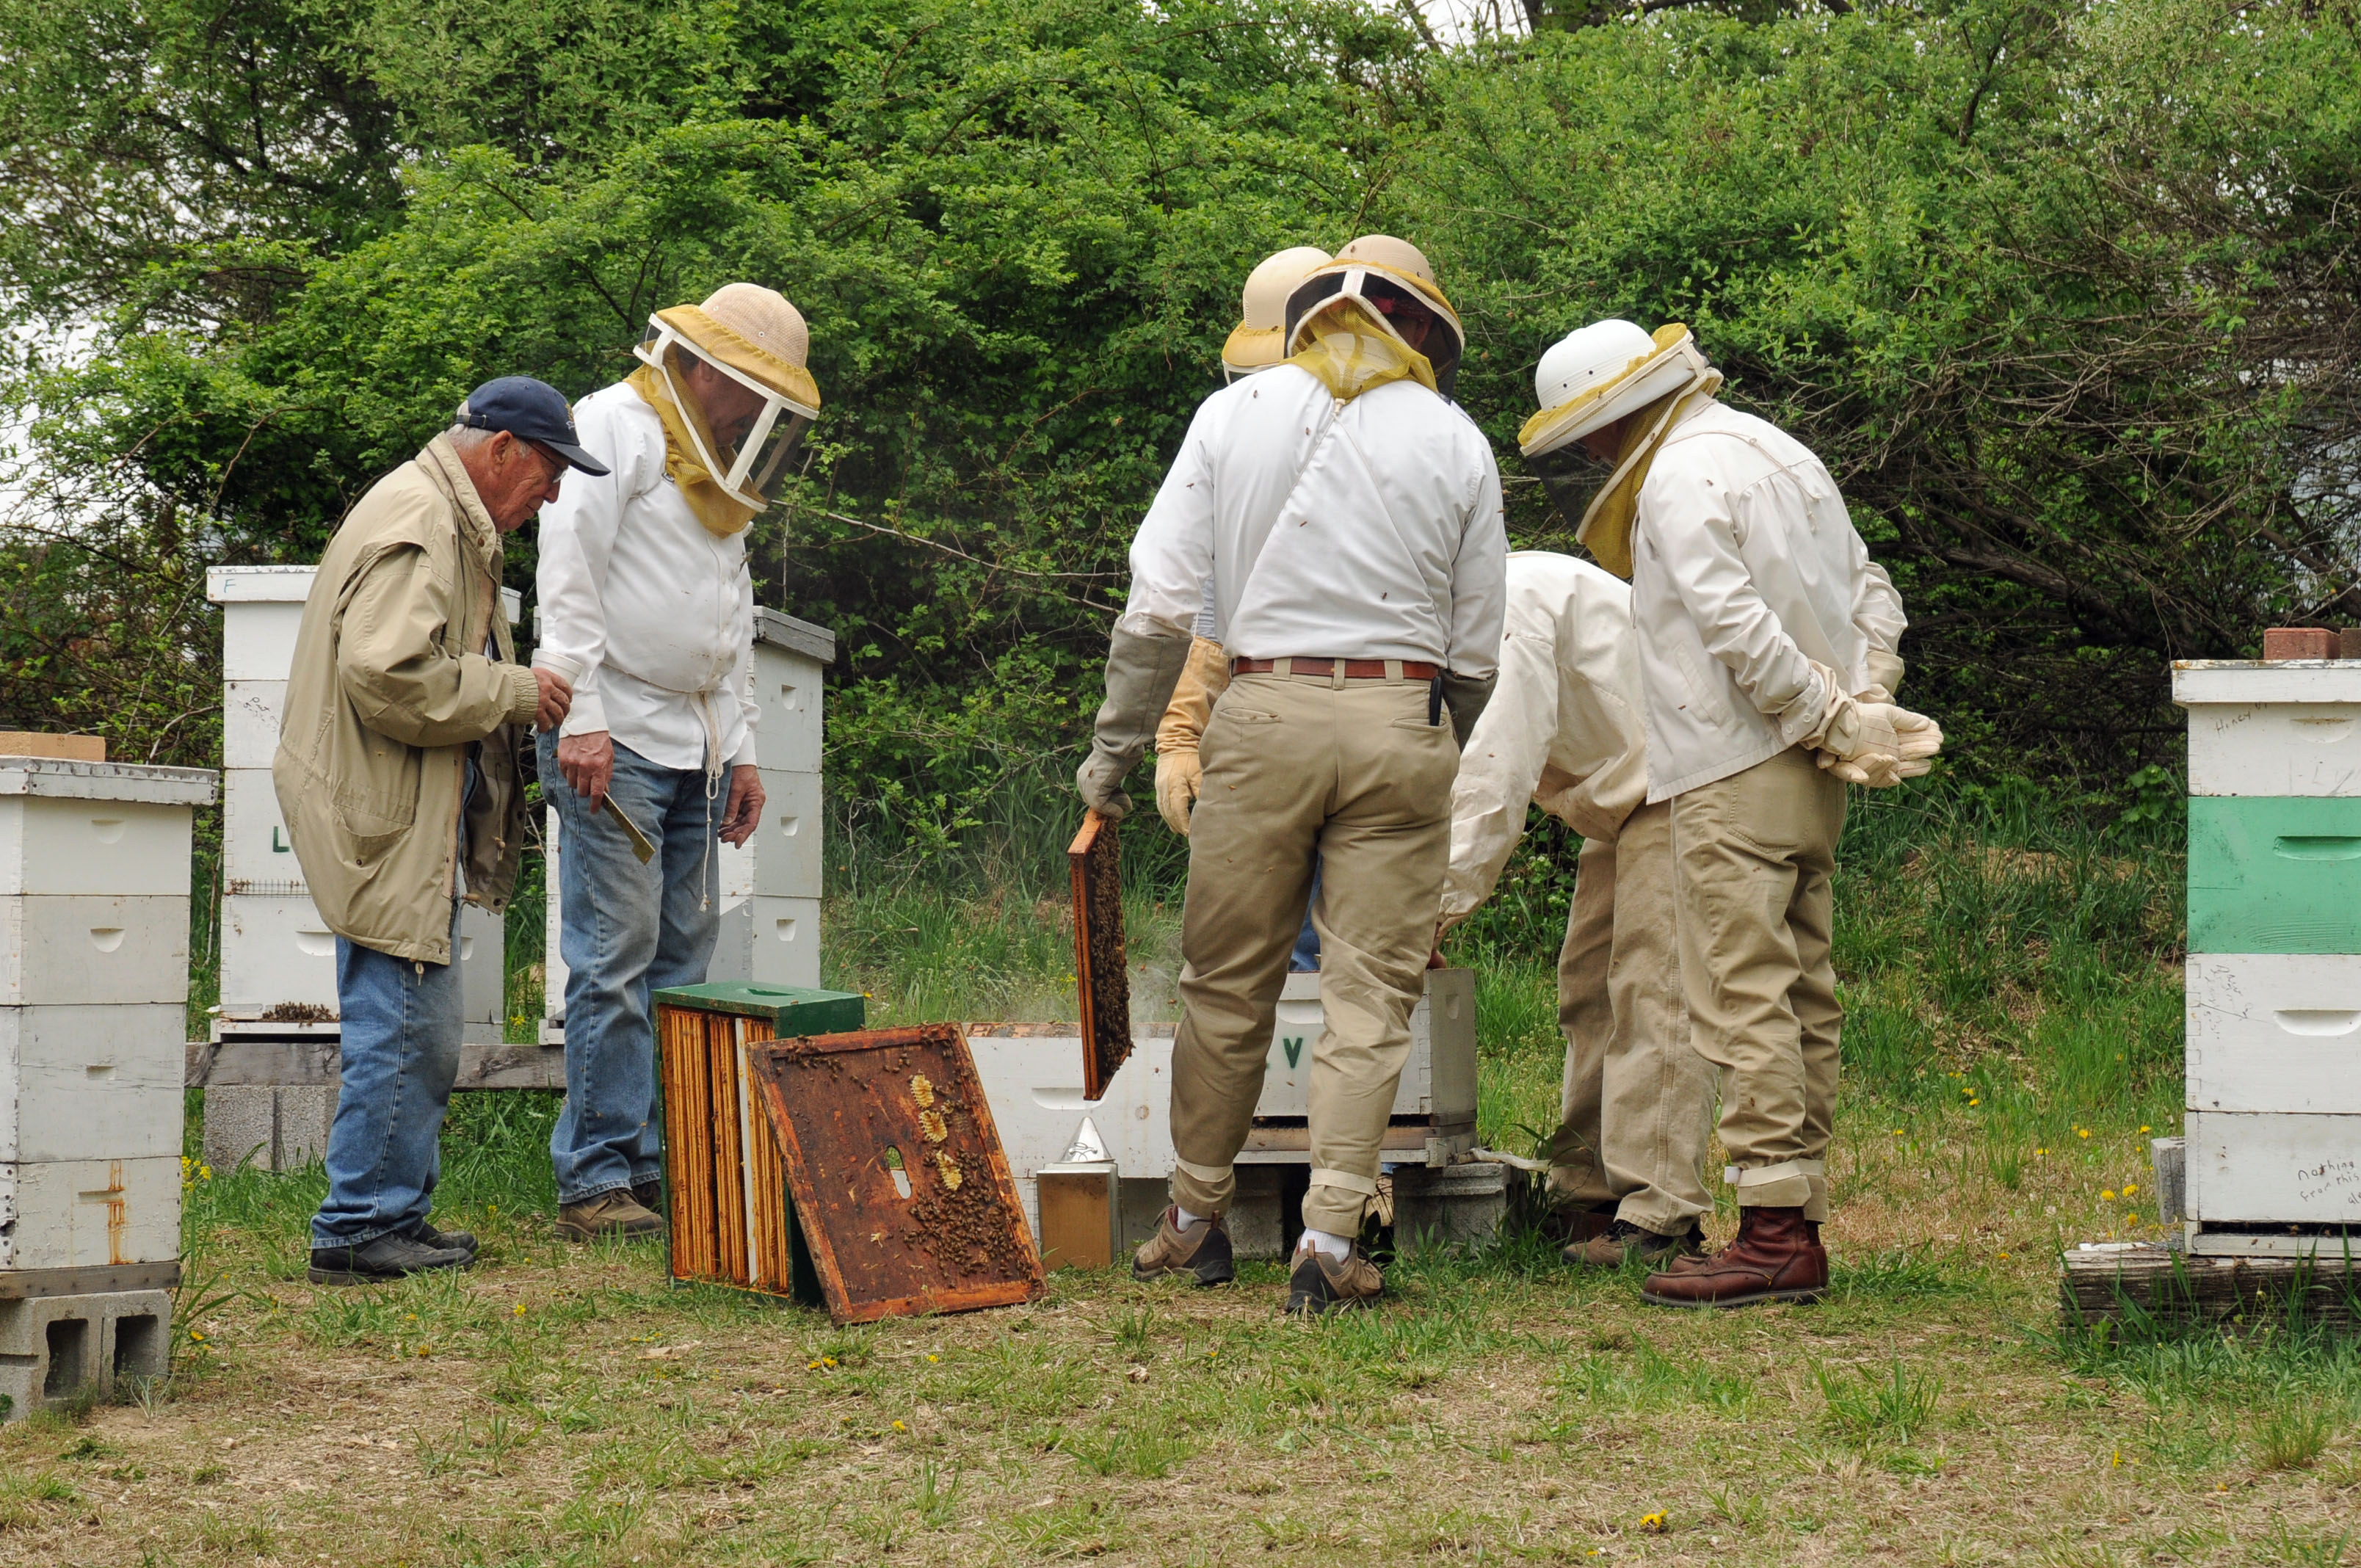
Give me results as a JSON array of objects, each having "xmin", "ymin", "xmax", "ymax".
[{"xmin": 456, "ymin": 377, "xmax": 610, "ymax": 476}]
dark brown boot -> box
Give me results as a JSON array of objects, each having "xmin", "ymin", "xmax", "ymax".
[
  {"xmin": 1641, "ymin": 1205, "xmax": 1826, "ymax": 1309},
  {"xmin": 1538, "ymin": 1200, "xmax": 1620, "ymax": 1246}
]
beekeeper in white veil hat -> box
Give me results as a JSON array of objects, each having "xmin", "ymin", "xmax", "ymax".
[
  {"xmin": 1519, "ymin": 318, "xmax": 1932, "ymax": 1310},
  {"xmin": 533, "ymin": 283, "xmax": 821, "ymax": 1244},
  {"xmin": 1079, "ymin": 234, "xmax": 1506, "ymax": 1316}
]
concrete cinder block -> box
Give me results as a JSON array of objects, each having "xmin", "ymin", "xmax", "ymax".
[
  {"xmin": 1390, "ymin": 1162, "xmax": 1509, "ymax": 1256},
  {"xmin": 0, "ymin": 1288, "xmax": 173, "ymax": 1420},
  {"xmin": 202, "ymin": 1085, "xmax": 278, "ymax": 1174},
  {"xmin": 203, "ymin": 1084, "xmax": 337, "ymax": 1174},
  {"xmin": 0, "ymin": 1158, "xmax": 181, "ymax": 1271},
  {"xmin": 275, "ymin": 1086, "xmax": 336, "ymax": 1168}
]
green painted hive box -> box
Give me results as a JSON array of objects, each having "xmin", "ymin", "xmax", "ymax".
[
  {"xmin": 650, "ymin": 981, "xmax": 866, "ymax": 1036},
  {"xmin": 2188, "ymin": 796, "xmax": 2361, "ymax": 954}
]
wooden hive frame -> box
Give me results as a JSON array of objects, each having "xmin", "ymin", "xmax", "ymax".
[{"xmin": 1067, "ymin": 809, "xmax": 1132, "ymax": 1100}]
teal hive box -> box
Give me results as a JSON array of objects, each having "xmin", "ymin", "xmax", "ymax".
[
  {"xmin": 2188, "ymin": 796, "xmax": 2361, "ymax": 955},
  {"xmin": 650, "ymin": 981, "xmax": 866, "ymax": 1035}
]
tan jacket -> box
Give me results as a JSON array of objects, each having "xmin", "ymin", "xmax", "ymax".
[{"xmin": 273, "ymin": 437, "xmax": 541, "ymax": 963}]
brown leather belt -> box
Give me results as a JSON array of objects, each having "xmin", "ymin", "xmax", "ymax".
[{"xmin": 1231, "ymin": 657, "xmax": 1440, "ymax": 680}]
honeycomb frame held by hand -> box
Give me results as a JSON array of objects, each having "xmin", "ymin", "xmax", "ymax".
[{"xmin": 1067, "ymin": 809, "xmax": 1133, "ymax": 1100}]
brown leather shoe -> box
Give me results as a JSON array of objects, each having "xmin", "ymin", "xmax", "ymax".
[
  {"xmin": 1641, "ymin": 1205, "xmax": 1826, "ymax": 1308},
  {"xmin": 555, "ymin": 1190, "xmax": 666, "ymax": 1243},
  {"xmin": 1132, "ymin": 1208, "xmax": 1235, "ymax": 1286},
  {"xmin": 1285, "ymin": 1241, "xmax": 1384, "ymax": 1315},
  {"xmin": 1564, "ymin": 1219, "xmax": 1705, "ymax": 1269}
]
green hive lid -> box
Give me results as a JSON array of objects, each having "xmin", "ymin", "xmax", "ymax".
[{"xmin": 650, "ymin": 981, "xmax": 866, "ymax": 1033}]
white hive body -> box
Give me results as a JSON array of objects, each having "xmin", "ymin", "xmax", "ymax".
[
  {"xmin": 542, "ymin": 607, "xmax": 834, "ymax": 1042},
  {"xmin": 2172, "ymin": 658, "xmax": 2361, "ymax": 1255},
  {"xmin": 0, "ymin": 755, "xmax": 213, "ymax": 1418},
  {"xmin": 206, "ymin": 567, "xmax": 515, "ymax": 1037},
  {"xmin": 964, "ymin": 969, "xmax": 1487, "ymax": 1263}
]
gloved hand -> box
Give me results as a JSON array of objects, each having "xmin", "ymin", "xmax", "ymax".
[
  {"xmin": 1802, "ymin": 661, "xmax": 1941, "ymax": 788},
  {"xmin": 1076, "ymin": 627, "xmax": 1194, "ymax": 820},
  {"xmin": 1862, "ymin": 647, "xmax": 1905, "ymax": 705},
  {"xmin": 1150, "ymin": 637, "xmax": 1229, "ymax": 835},
  {"xmin": 1440, "ymin": 670, "xmax": 1497, "ymax": 749},
  {"xmin": 1155, "ymin": 750, "xmax": 1203, "ymax": 835}
]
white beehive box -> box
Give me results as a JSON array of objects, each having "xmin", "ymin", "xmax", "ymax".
[
  {"xmin": 544, "ymin": 608, "xmax": 833, "ymax": 1037},
  {"xmin": 1247, "ymin": 968, "xmax": 1477, "ymax": 1129},
  {"xmin": 0, "ymin": 755, "xmax": 213, "ymax": 1296},
  {"xmin": 208, "ymin": 567, "xmax": 516, "ymax": 1039},
  {"xmin": 2173, "ymin": 659, "xmax": 2361, "ymax": 1255}
]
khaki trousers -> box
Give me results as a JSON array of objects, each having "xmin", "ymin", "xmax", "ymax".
[
  {"xmin": 1167, "ymin": 671, "xmax": 1458, "ymax": 1237},
  {"xmin": 1545, "ymin": 799, "xmax": 1713, "ymax": 1234},
  {"xmin": 1669, "ymin": 747, "xmax": 1845, "ymax": 1219}
]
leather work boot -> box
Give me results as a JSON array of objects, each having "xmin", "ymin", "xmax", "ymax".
[
  {"xmin": 1132, "ymin": 1208, "xmax": 1236, "ymax": 1286},
  {"xmin": 1641, "ymin": 1205, "xmax": 1827, "ymax": 1309},
  {"xmin": 632, "ymin": 1180, "xmax": 664, "ymax": 1219},
  {"xmin": 310, "ymin": 1231, "xmax": 474, "ymax": 1286},
  {"xmin": 1564, "ymin": 1218, "xmax": 1705, "ymax": 1269},
  {"xmin": 1538, "ymin": 1200, "xmax": 1620, "ymax": 1247},
  {"xmin": 1285, "ymin": 1241, "xmax": 1385, "ymax": 1316},
  {"xmin": 410, "ymin": 1219, "xmax": 478, "ymax": 1255},
  {"xmin": 555, "ymin": 1190, "xmax": 667, "ymax": 1243}
]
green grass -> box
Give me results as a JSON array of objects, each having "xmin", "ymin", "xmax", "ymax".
[{"xmin": 35, "ymin": 778, "xmax": 2361, "ymax": 1567}]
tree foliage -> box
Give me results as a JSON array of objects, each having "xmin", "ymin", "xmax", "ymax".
[{"xmin": 4, "ymin": 0, "xmax": 2357, "ymax": 852}]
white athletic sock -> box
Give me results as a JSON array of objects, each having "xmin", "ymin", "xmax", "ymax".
[
  {"xmin": 1173, "ymin": 1207, "xmax": 1206, "ymax": 1233},
  {"xmin": 1299, "ymin": 1227, "xmax": 1352, "ymax": 1260}
]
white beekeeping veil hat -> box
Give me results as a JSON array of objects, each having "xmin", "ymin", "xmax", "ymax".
[
  {"xmin": 1221, "ymin": 246, "xmax": 1332, "ymax": 380},
  {"xmin": 1518, "ymin": 320, "xmax": 1722, "ymax": 578},
  {"xmin": 628, "ymin": 283, "xmax": 823, "ymax": 534},
  {"xmin": 1282, "ymin": 235, "xmax": 1467, "ymax": 401}
]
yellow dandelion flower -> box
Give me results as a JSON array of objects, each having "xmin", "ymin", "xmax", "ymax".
[
  {"xmin": 926, "ymin": 1354, "xmax": 940, "ymax": 1362},
  {"xmin": 1892, "ymin": 1129, "xmax": 1904, "ymax": 1136},
  {"xmin": 1997, "ymin": 1252, "xmax": 2010, "ymax": 1260},
  {"xmin": 2101, "ymin": 1189, "xmax": 2117, "ymax": 1201},
  {"xmin": 2139, "ymin": 1125, "xmax": 2152, "ymax": 1134},
  {"xmin": 2078, "ymin": 1128, "xmax": 2091, "ymax": 1139},
  {"xmin": 893, "ymin": 1420, "xmax": 907, "ymax": 1431},
  {"xmin": 2122, "ymin": 1183, "xmax": 2138, "ymax": 1197},
  {"xmin": 513, "ymin": 1304, "xmax": 527, "ymax": 1316}
]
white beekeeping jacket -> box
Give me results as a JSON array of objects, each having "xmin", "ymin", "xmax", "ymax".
[
  {"xmin": 1440, "ymin": 551, "xmax": 1649, "ymax": 928},
  {"xmin": 533, "ymin": 382, "xmax": 761, "ymax": 772},
  {"xmin": 1629, "ymin": 399, "xmax": 1905, "ymax": 801},
  {"xmin": 1118, "ymin": 365, "xmax": 1506, "ymax": 675}
]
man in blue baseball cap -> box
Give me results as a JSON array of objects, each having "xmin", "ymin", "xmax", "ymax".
[{"xmin": 275, "ymin": 374, "xmax": 601, "ymax": 1284}]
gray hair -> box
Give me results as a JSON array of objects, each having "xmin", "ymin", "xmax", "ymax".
[{"xmin": 446, "ymin": 423, "xmax": 500, "ymax": 456}]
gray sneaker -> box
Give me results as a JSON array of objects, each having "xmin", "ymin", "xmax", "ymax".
[{"xmin": 309, "ymin": 1231, "xmax": 475, "ymax": 1285}]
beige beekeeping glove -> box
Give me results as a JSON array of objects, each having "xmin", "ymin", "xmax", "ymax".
[
  {"xmin": 1802, "ymin": 661, "xmax": 1942, "ymax": 788},
  {"xmin": 1153, "ymin": 637, "xmax": 1230, "ymax": 835},
  {"xmin": 1856, "ymin": 647, "xmax": 1906, "ymax": 705}
]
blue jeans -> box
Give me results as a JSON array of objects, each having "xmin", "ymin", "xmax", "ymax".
[
  {"xmin": 1290, "ymin": 857, "xmax": 1324, "ymax": 973},
  {"xmin": 312, "ymin": 898, "xmax": 463, "ymax": 1248},
  {"xmin": 540, "ymin": 731, "xmax": 722, "ymax": 1205}
]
